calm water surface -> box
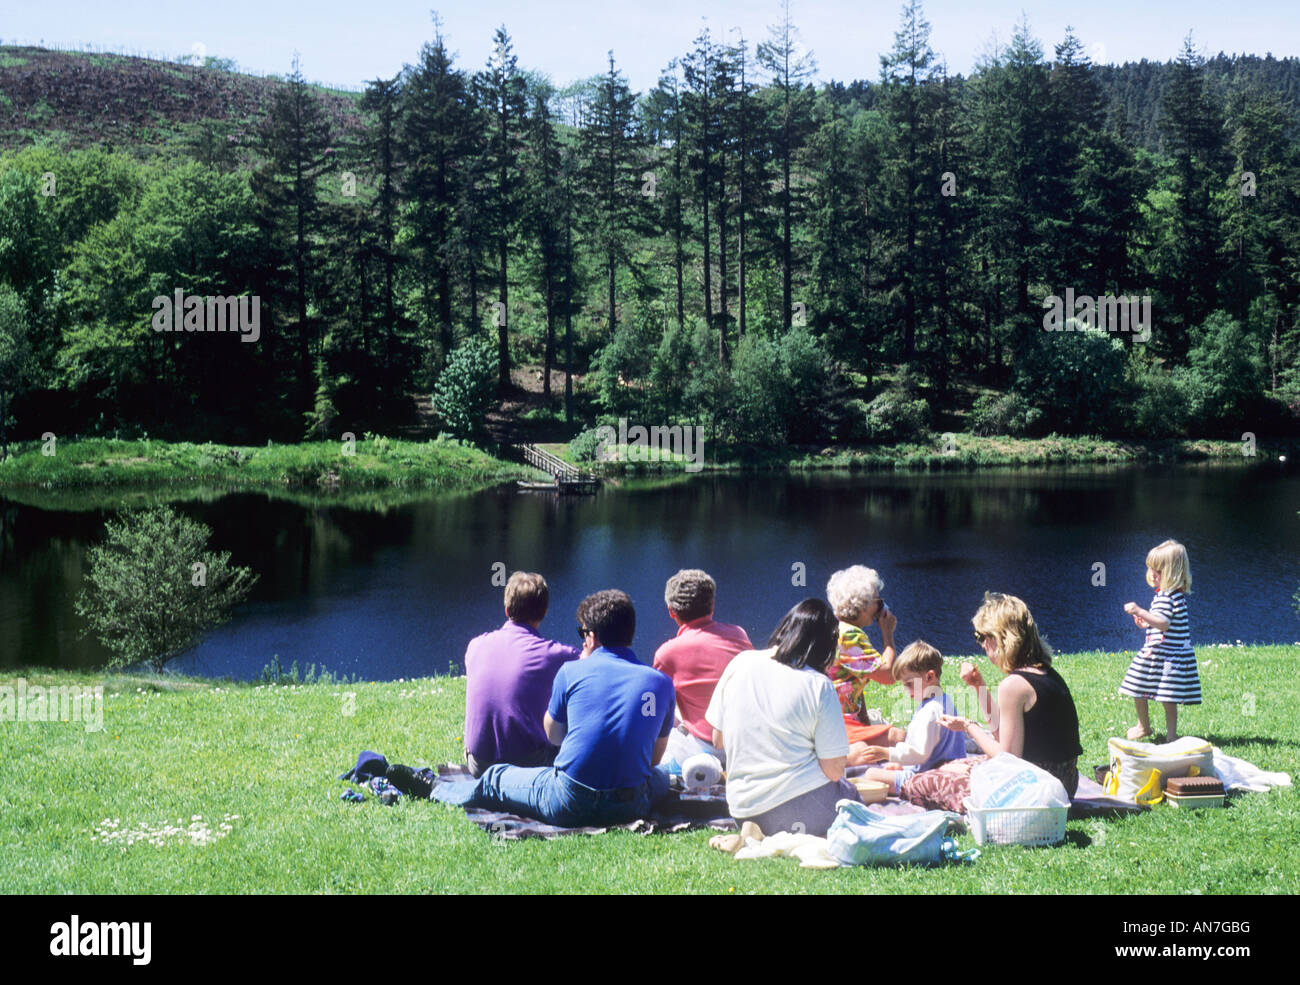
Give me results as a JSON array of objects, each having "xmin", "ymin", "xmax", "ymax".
[{"xmin": 3, "ymin": 464, "xmax": 1298, "ymax": 679}]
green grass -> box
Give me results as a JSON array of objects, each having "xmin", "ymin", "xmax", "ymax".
[
  {"xmin": 3, "ymin": 646, "xmax": 1296, "ymax": 894},
  {"xmin": 0, "ymin": 437, "xmax": 534, "ymax": 492},
  {"xmin": 559, "ymin": 433, "xmax": 1284, "ymax": 475}
]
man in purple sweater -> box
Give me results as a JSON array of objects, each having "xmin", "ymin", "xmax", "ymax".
[{"xmin": 462, "ymin": 572, "xmax": 581, "ymax": 776}]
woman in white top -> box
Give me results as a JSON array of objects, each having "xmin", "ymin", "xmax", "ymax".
[{"xmin": 705, "ymin": 598, "xmax": 860, "ymax": 837}]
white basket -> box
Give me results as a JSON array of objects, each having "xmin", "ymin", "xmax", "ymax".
[{"xmin": 962, "ymin": 798, "xmax": 1068, "ymax": 847}]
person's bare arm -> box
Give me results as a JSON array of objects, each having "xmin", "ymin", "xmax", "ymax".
[
  {"xmin": 652, "ymin": 736, "xmax": 668, "ymax": 766},
  {"xmin": 847, "ymin": 742, "xmax": 888, "ymax": 766},
  {"xmin": 1124, "ymin": 602, "xmax": 1169, "ymax": 632},
  {"xmin": 992, "ymin": 677, "xmax": 1027, "ymax": 758},
  {"xmin": 940, "ymin": 675, "xmax": 1030, "ymax": 758},
  {"xmin": 961, "ymin": 662, "xmax": 995, "ymax": 724},
  {"xmin": 712, "ymin": 727, "xmax": 723, "ymax": 750},
  {"xmin": 876, "ymin": 607, "xmax": 898, "ymax": 676},
  {"xmin": 819, "ymin": 756, "xmax": 847, "ymax": 783},
  {"xmin": 543, "ymin": 712, "xmax": 566, "ymax": 746}
]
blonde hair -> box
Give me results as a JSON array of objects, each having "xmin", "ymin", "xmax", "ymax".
[
  {"xmin": 1145, "ymin": 540, "xmax": 1191, "ymax": 594},
  {"xmin": 826, "ymin": 565, "xmax": 884, "ymax": 622},
  {"xmin": 892, "ymin": 640, "xmax": 944, "ymax": 680},
  {"xmin": 972, "ymin": 592, "xmax": 1052, "ymax": 672}
]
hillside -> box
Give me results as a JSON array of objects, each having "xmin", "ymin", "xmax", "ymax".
[{"xmin": 0, "ymin": 46, "xmax": 363, "ymax": 152}]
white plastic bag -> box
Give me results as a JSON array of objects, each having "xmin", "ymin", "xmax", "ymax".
[{"xmin": 969, "ymin": 754, "xmax": 1070, "ymax": 810}]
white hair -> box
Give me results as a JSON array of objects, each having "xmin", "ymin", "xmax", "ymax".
[{"xmin": 826, "ymin": 565, "xmax": 885, "ymax": 622}]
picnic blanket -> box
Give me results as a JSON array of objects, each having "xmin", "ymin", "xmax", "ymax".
[
  {"xmin": 1069, "ymin": 776, "xmax": 1148, "ymax": 818},
  {"xmin": 338, "ymin": 750, "xmax": 737, "ymax": 838},
  {"xmin": 338, "ymin": 753, "xmax": 1143, "ymax": 841},
  {"xmin": 428, "ymin": 764, "xmax": 736, "ymax": 839}
]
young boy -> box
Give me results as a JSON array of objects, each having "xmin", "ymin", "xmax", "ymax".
[{"xmin": 849, "ymin": 641, "xmax": 968, "ymax": 792}]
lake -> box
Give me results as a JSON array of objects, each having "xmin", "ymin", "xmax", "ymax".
[{"xmin": 3, "ymin": 463, "xmax": 1298, "ymax": 679}]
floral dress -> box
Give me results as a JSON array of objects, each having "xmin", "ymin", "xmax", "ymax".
[{"xmin": 828, "ymin": 622, "xmax": 895, "ymax": 743}]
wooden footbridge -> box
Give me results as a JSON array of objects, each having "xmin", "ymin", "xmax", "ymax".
[{"xmin": 515, "ymin": 444, "xmax": 600, "ymax": 494}]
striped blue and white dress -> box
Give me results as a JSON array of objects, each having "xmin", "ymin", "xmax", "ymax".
[{"xmin": 1118, "ymin": 590, "xmax": 1201, "ymax": 705}]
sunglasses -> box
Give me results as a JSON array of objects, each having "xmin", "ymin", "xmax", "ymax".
[
  {"xmin": 576, "ymin": 626, "xmax": 591, "ymax": 642},
  {"xmin": 974, "ymin": 631, "xmax": 989, "ymax": 643}
]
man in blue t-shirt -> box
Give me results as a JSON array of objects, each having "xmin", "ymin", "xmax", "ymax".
[{"xmin": 432, "ymin": 590, "xmax": 675, "ymax": 827}]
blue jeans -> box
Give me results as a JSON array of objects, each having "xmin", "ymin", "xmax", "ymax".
[
  {"xmin": 432, "ymin": 765, "xmax": 671, "ymax": 827},
  {"xmin": 663, "ymin": 726, "xmax": 726, "ymax": 769}
]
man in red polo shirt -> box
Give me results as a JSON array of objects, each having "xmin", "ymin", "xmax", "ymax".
[{"xmin": 653, "ymin": 569, "xmax": 752, "ymax": 769}]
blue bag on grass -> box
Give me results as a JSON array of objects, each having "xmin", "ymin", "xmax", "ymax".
[{"xmin": 825, "ymin": 800, "xmax": 972, "ymax": 867}]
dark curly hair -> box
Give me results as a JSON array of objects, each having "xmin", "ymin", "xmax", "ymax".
[
  {"xmin": 767, "ymin": 598, "xmax": 839, "ymax": 672},
  {"xmin": 576, "ymin": 589, "xmax": 636, "ymax": 648}
]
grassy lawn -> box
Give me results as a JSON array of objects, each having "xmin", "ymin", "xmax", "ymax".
[{"xmin": 3, "ymin": 646, "xmax": 1296, "ymax": 894}]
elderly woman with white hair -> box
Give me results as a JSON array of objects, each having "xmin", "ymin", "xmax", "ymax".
[{"xmin": 825, "ymin": 565, "xmax": 907, "ymax": 762}]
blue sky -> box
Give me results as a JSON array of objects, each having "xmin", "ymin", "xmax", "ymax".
[{"xmin": 6, "ymin": 1, "xmax": 1299, "ymax": 92}]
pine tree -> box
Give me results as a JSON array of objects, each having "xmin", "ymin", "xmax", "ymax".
[
  {"xmin": 711, "ymin": 42, "xmax": 738, "ymax": 358},
  {"xmin": 806, "ymin": 93, "xmax": 874, "ymax": 373},
  {"xmin": 966, "ymin": 19, "xmax": 1056, "ymax": 369},
  {"xmin": 646, "ymin": 62, "xmax": 688, "ymax": 332},
  {"xmin": 359, "ymin": 74, "xmax": 405, "ymax": 378},
  {"xmin": 475, "ymin": 27, "xmax": 529, "ymax": 391},
  {"xmin": 1156, "ymin": 33, "xmax": 1229, "ymax": 359},
  {"xmin": 253, "ymin": 56, "xmax": 335, "ymax": 407},
  {"xmin": 878, "ymin": 0, "xmax": 941, "ymax": 362},
  {"xmin": 579, "ymin": 52, "xmax": 646, "ymax": 339},
  {"xmin": 523, "ymin": 86, "xmax": 566, "ymax": 399},
  {"xmin": 927, "ymin": 64, "xmax": 973, "ymax": 391},
  {"xmin": 731, "ymin": 33, "xmax": 773, "ymax": 341},
  {"xmin": 757, "ymin": 0, "xmax": 817, "ymax": 332},
  {"xmin": 1222, "ymin": 80, "xmax": 1299, "ymax": 391},
  {"xmin": 402, "ymin": 21, "xmax": 476, "ymax": 367},
  {"xmin": 683, "ymin": 30, "xmax": 722, "ymax": 356}
]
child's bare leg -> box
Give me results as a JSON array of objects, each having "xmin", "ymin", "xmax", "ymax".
[
  {"xmin": 1162, "ymin": 702, "xmax": 1178, "ymax": 742},
  {"xmin": 1127, "ymin": 699, "xmax": 1152, "ymax": 740}
]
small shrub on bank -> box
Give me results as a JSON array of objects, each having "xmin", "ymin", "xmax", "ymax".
[
  {"xmin": 1126, "ymin": 361, "xmax": 1197, "ymax": 437},
  {"xmin": 569, "ymin": 425, "xmax": 609, "ymax": 462},
  {"xmin": 433, "ymin": 341, "xmax": 496, "ymax": 441},
  {"xmin": 1015, "ymin": 322, "xmax": 1127, "ymax": 434},
  {"xmin": 863, "ymin": 368, "xmax": 932, "ymax": 443},
  {"xmin": 968, "ymin": 392, "xmax": 1044, "ymax": 437}
]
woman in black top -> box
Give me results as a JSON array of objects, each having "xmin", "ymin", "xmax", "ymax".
[{"xmin": 940, "ymin": 592, "xmax": 1083, "ymax": 797}]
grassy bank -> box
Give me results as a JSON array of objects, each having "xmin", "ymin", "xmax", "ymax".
[
  {"xmin": 0, "ymin": 436, "xmax": 1285, "ymax": 497},
  {"xmin": 3, "ymin": 646, "xmax": 1296, "ymax": 894},
  {"xmin": 0, "ymin": 437, "xmax": 536, "ymax": 492},
  {"xmin": 556, "ymin": 434, "xmax": 1291, "ymax": 475}
]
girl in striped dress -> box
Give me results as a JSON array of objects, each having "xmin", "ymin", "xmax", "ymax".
[{"xmin": 1119, "ymin": 540, "xmax": 1199, "ymax": 741}]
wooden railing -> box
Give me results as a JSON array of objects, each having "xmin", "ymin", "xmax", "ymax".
[{"xmin": 516, "ymin": 444, "xmax": 599, "ymax": 490}]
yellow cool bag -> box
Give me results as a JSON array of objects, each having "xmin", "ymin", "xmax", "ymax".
[{"xmin": 1102, "ymin": 736, "xmax": 1216, "ymax": 806}]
